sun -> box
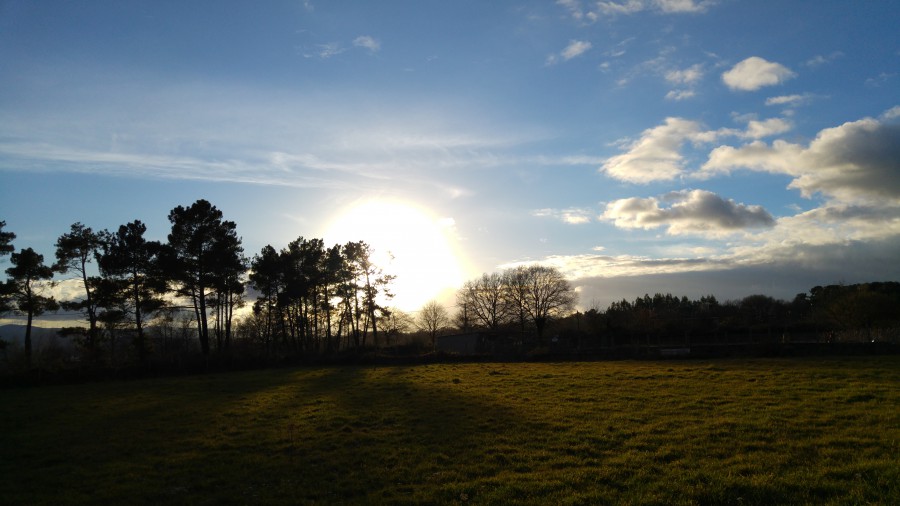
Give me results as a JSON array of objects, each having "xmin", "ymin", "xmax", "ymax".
[{"xmin": 322, "ymin": 199, "xmax": 467, "ymax": 312}]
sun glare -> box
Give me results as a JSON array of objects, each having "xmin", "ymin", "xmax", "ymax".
[{"xmin": 322, "ymin": 199, "xmax": 467, "ymax": 312}]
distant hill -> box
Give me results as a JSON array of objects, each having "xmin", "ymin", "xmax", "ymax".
[{"xmin": 0, "ymin": 324, "xmax": 74, "ymax": 350}]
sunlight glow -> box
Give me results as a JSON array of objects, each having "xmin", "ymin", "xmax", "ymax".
[{"xmin": 323, "ymin": 199, "xmax": 467, "ymax": 312}]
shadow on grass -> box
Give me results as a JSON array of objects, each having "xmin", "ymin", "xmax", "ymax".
[{"xmin": 3, "ymin": 358, "xmax": 899, "ymax": 505}]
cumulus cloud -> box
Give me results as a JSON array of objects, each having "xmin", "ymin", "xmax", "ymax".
[
  {"xmin": 702, "ymin": 113, "xmax": 900, "ymax": 203},
  {"xmin": 353, "ymin": 35, "xmax": 381, "ymax": 52},
  {"xmin": 602, "ymin": 189, "xmax": 775, "ymax": 235},
  {"xmin": 741, "ymin": 117, "xmax": 792, "ymax": 139},
  {"xmin": 602, "ymin": 114, "xmax": 797, "ymax": 182},
  {"xmin": 722, "ymin": 56, "xmax": 796, "ymax": 91},
  {"xmin": 532, "ymin": 207, "xmax": 594, "ymax": 224},
  {"xmin": 601, "ymin": 117, "xmax": 706, "ymax": 183}
]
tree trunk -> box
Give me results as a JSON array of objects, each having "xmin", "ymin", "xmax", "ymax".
[{"xmin": 24, "ymin": 310, "xmax": 34, "ymax": 368}]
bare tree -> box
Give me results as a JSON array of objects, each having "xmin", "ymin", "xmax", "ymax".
[
  {"xmin": 381, "ymin": 307, "xmax": 413, "ymax": 347},
  {"xmin": 457, "ymin": 272, "xmax": 509, "ymax": 331},
  {"xmin": 504, "ymin": 265, "xmax": 576, "ymax": 344},
  {"xmin": 417, "ymin": 300, "xmax": 449, "ymax": 351}
]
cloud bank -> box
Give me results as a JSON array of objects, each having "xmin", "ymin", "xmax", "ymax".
[{"xmin": 703, "ymin": 114, "xmax": 900, "ymax": 203}]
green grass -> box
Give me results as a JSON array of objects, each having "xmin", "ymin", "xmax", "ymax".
[{"xmin": 2, "ymin": 357, "xmax": 899, "ymax": 505}]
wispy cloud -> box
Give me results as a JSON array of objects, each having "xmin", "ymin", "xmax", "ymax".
[
  {"xmin": 532, "ymin": 207, "xmax": 594, "ymax": 224},
  {"xmin": 310, "ymin": 42, "xmax": 345, "ymax": 59},
  {"xmin": 556, "ymin": 0, "xmax": 599, "ymax": 23},
  {"xmin": 665, "ymin": 90, "xmax": 696, "ymax": 101},
  {"xmin": 353, "ymin": 35, "xmax": 381, "ymax": 52},
  {"xmin": 805, "ymin": 51, "xmax": 843, "ymax": 67},
  {"xmin": 547, "ymin": 40, "xmax": 592, "ymax": 65},
  {"xmin": 665, "ymin": 64, "xmax": 704, "ymax": 85},
  {"xmin": 722, "ymin": 56, "xmax": 796, "ymax": 91},
  {"xmin": 594, "ymin": 0, "xmax": 716, "ymax": 16},
  {"xmin": 765, "ymin": 93, "xmax": 813, "ymax": 107},
  {"xmin": 664, "ymin": 63, "xmax": 704, "ymax": 100},
  {"xmin": 0, "ymin": 75, "xmax": 592, "ymax": 200}
]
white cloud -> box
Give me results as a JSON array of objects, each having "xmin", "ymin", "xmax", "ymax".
[
  {"xmin": 602, "ymin": 189, "xmax": 775, "ymax": 235},
  {"xmin": 353, "ymin": 35, "xmax": 381, "ymax": 52},
  {"xmin": 315, "ymin": 42, "xmax": 345, "ymax": 59},
  {"xmin": 601, "ymin": 114, "xmax": 796, "ymax": 182},
  {"xmin": 702, "ymin": 113, "xmax": 900, "ymax": 204},
  {"xmin": 595, "ymin": 0, "xmax": 715, "ymax": 15},
  {"xmin": 655, "ymin": 0, "xmax": 715, "ymax": 12},
  {"xmin": 664, "ymin": 64, "xmax": 703, "ymax": 100},
  {"xmin": 546, "ymin": 40, "xmax": 592, "ymax": 65},
  {"xmin": 865, "ymin": 72, "xmax": 896, "ymax": 88},
  {"xmin": 765, "ymin": 94, "xmax": 811, "ymax": 107},
  {"xmin": 557, "ymin": 0, "xmax": 590, "ymax": 21},
  {"xmin": 742, "ymin": 117, "xmax": 792, "ymax": 139},
  {"xmin": 532, "ymin": 207, "xmax": 594, "ymax": 224},
  {"xmin": 501, "ymin": 203, "xmax": 900, "ymax": 307},
  {"xmin": 881, "ymin": 106, "xmax": 900, "ymax": 120},
  {"xmin": 562, "ymin": 40, "xmax": 592, "ymax": 60},
  {"xmin": 665, "ymin": 64, "xmax": 704, "ymax": 85},
  {"xmin": 601, "ymin": 117, "xmax": 706, "ymax": 183},
  {"xmin": 597, "ymin": 0, "xmax": 647, "ymax": 15},
  {"xmin": 805, "ymin": 51, "xmax": 842, "ymax": 67},
  {"xmin": 722, "ymin": 56, "xmax": 796, "ymax": 91},
  {"xmin": 665, "ymin": 89, "xmax": 696, "ymax": 101}
]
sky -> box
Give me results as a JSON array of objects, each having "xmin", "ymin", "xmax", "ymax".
[{"xmin": 1, "ymin": 0, "xmax": 899, "ymax": 315}]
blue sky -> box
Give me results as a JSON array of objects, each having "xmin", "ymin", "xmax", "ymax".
[{"xmin": 1, "ymin": 0, "xmax": 899, "ymax": 312}]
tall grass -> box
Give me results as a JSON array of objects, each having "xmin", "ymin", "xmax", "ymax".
[{"xmin": 2, "ymin": 356, "xmax": 898, "ymax": 505}]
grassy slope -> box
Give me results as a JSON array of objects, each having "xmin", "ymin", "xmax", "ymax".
[{"xmin": 1, "ymin": 357, "xmax": 898, "ymax": 505}]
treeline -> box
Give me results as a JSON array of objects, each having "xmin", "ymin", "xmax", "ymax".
[
  {"xmin": 0, "ymin": 200, "xmax": 396, "ymax": 372},
  {"xmin": 568, "ymin": 283, "xmax": 900, "ymax": 349},
  {"xmin": 2, "ymin": 204, "xmax": 899, "ymax": 377}
]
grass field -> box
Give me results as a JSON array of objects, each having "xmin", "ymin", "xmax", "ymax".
[{"xmin": 2, "ymin": 356, "xmax": 898, "ymax": 505}]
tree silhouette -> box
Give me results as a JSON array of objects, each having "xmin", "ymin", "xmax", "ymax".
[
  {"xmin": 504, "ymin": 265, "xmax": 577, "ymax": 344},
  {"xmin": 249, "ymin": 244, "xmax": 283, "ymax": 355},
  {"xmin": 0, "ymin": 220, "xmax": 14, "ymax": 257},
  {"xmin": 165, "ymin": 200, "xmax": 244, "ymax": 356},
  {"xmin": 53, "ymin": 223, "xmax": 105, "ymax": 357},
  {"xmin": 456, "ymin": 272, "xmax": 509, "ymax": 331},
  {"xmin": 0, "ymin": 221, "xmax": 16, "ymax": 314},
  {"xmin": 100, "ymin": 221, "xmax": 167, "ymax": 364},
  {"xmin": 5, "ymin": 248, "xmax": 58, "ymax": 366},
  {"xmin": 418, "ymin": 300, "xmax": 449, "ymax": 351}
]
